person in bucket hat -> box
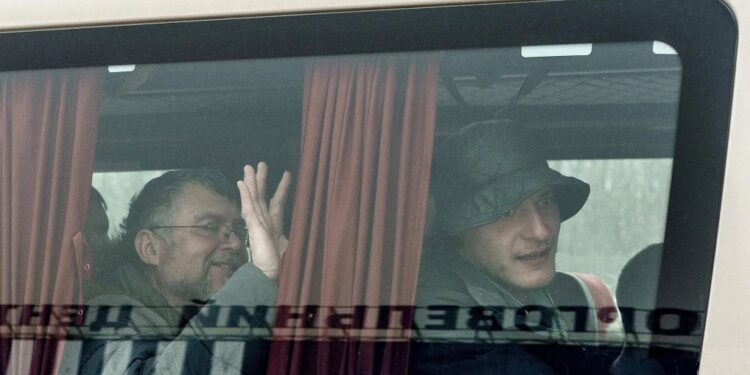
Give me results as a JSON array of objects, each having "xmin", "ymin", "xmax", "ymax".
[
  {"xmin": 429, "ymin": 119, "xmax": 589, "ymax": 291},
  {"xmin": 411, "ymin": 120, "xmax": 622, "ymax": 375}
]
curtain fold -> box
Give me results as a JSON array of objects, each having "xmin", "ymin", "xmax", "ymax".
[
  {"xmin": 0, "ymin": 69, "xmax": 103, "ymax": 375},
  {"xmin": 268, "ymin": 54, "xmax": 439, "ymax": 375}
]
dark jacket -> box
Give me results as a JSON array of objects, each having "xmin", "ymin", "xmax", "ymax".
[{"xmin": 411, "ymin": 246, "xmax": 621, "ymax": 375}]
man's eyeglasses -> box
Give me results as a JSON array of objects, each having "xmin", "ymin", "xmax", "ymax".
[{"xmin": 149, "ymin": 222, "xmax": 249, "ymax": 244}]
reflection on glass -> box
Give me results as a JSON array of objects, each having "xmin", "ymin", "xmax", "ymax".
[{"xmin": 2, "ymin": 41, "xmax": 691, "ymax": 373}]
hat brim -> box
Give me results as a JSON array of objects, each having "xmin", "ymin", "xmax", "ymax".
[{"xmin": 436, "ymin": 165, "xmax": 590, "ymax": 235}]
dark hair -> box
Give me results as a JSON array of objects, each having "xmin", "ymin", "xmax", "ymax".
[
  {"xmin": 90, "ymin": 186, "xmax": 107, "ymax": 211},
  {"xmin": 118, "ymin": 168, "xmax": 239, "ymax": 264},
  {"xmin": 616, "ymin": 243, "xmax": 663, "ymax": 312}
]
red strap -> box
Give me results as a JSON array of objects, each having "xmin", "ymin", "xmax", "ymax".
[{"xmin": 573, "ymin": 272, "xmax": 618, "ymax": 340}]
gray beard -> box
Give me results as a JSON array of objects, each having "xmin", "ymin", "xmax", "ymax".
[
  {"xmin": 158, "ymin": 246, "xmax": 215, "ymax": 304},
  {"xmin": 169, "ymin": 272, "xmax": 214, "ymax": 304},
  {"xmin": 158, "ymin": 248, "xmax": 244, "ymax": 305}
]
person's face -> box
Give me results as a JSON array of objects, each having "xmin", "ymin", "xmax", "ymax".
[
  {"xmin": 459, "ymin": 186, "xmax": 561, "ymax": 291},
  {"xmin": 153, "ymin": 184, "xmax": 248, "ymax": 304}
]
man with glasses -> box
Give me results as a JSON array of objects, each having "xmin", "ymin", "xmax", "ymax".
[{"xmin": 77, "ymin": 164, "xmax": 290, "ymax": 374}]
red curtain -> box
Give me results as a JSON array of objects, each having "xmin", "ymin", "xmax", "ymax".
[
  {"xmin": 0, "ymin": 69, "xmax": 102, "ymax": 374},
  {"xmin": 268, "ymin": 54, "xmax": 439, "ymax": 375}
]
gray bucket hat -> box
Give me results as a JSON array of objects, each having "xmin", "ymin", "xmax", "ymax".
[{"xmin": 431, "ymin": 120, "xmax": 589, "ymax": 235}]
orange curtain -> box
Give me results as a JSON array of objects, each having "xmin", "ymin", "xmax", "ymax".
[
  {"xmin": 268, "ymin": 54, "xmax": 439, "ymax": 375},
  {"xmin": 0, "ymin": 69, "xmax": 102, "ymax": 374}
]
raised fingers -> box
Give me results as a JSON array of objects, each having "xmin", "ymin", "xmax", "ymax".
[
  {"xmin": 242, "ymin": 164, "xmax": 258, "ymax": 202},
  {"xmin": 239, "ymin": 165, "xmax": 267, "ymax": 228},
  {"xmin": 237, "ymin": 177, "xmax": 256, "ymax": 223},
  {"xmin": 237, "ymin": 163, "xmax": 286, "ymax": 280},
  {"xmin": 256, "ymin": 162, "xmax": 268, "ymax": 201},
  {"xmin": 270, "ymin": 171, "xmax": 292, "ymax": 212},
  {"xmin": 269, "ymin": 171, "xmax": 292, "ymax": 231}
]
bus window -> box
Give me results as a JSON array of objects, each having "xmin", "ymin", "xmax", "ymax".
[{"xmin": 0, "ymin": 1, "xmax": 735, "ymax": 374}]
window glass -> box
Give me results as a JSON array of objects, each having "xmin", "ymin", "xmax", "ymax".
[
  {"xmin": 91, "ymin": 170, "xmax": 171, "ymax": 238},
  {"xmin": 417, "ymin": 42, "xmax": 684, "ymax": 373},
  {"xmin": 553, "ymin": 158, "xmax": 672, "ymax": 290},
  {"xmin": 3, "ymin": 39, "xmax": 700, "ymax": 374}
]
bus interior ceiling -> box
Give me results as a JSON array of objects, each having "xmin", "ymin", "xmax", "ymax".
[{"xmin": 94, "ymin": 42, "xmax": 681, "ymax": 177}]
